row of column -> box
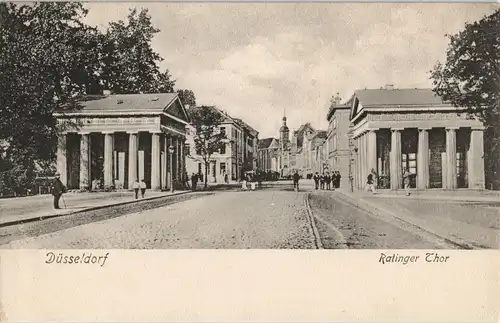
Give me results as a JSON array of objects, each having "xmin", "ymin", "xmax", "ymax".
[
  {"xmin": 354, "ymin": 127, "xmax": 485, "ymax": 190},
  {"xmin": 57, "ymin": 131, "xmax": 186, "ymax": 191}
]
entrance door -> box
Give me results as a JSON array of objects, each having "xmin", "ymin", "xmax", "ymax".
[{"xmin": 457, "ymin": 152, "xmax": 467, "ymax": 188}]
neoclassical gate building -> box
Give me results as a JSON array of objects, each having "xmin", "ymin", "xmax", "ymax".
[
  {"xmin": 54, "ymin": 93, "xmax": 190, "ymax": 191},
  {"xmin": 350, "ymin": 88, "xmax": 485, "ymax": 191}
]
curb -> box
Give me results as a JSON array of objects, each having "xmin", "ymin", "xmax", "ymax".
[
  {"xmin": 0, "ymin": 190, "xmax": 195, "ymax": 228},
  {"xmin": 304, "ymin": 193, "xmax": 323, "ymax": 249},
  {"xmin": 335, "ymin": 190, "xmax": 476, "ymax": 249}
]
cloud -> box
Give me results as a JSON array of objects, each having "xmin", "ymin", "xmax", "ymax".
[{"xmin": 82, "ymin": 3, "xmax": 498, "ymax": 137}]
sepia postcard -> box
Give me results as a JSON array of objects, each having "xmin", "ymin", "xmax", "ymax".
[{"xmin": 0, "ymin": 1, "xmax": 499, "ymax": 321}]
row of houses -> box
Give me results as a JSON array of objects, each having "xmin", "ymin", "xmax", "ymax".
[{"xmin": 260, "ymin": 85, "xmax": 487, "ymax": 191}]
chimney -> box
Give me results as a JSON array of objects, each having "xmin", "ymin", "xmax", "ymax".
[
  {"xmin": 103, "ymin": 89, "xmax": 111, "ymax": 95},
  {"xmin": 385, "ymin": 84, "xmax": 394, "ymax": 90}
]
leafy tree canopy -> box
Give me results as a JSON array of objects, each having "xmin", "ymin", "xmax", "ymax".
[
  {"xmin": 177, "ymin": 89, "xmax": 196, "ymax": 107},
  {"xmin": 430, "ymin": 8, "xmax": 500, "ymax": 187}
]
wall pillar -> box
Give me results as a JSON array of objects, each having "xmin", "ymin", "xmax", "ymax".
[
  {"xmin": 103, "ymin": 132, "xmax": 114, "ymax": 188},
  {"xmin": 367, "ymin": 130, "xmax": 377, "ymax": 178},
  {"xmin": 417, "ymin": 128, "xmax": 430, "ymax": 189},
  {"xmin": 161, "ymin": 133, "xmax": 167, "ymax": 190},
  {"xmin": 79, "ymin": 132, "xmax": 90, "ymax": 190},
  {"xmin": 390, "ymin": 128, "xmax": 403, "ymax": 190},
  {"xmin": 57, "ymin": 133, "xmax": 68, "ymax": 186},
  {"xmin": 446, "ymin": 127, "xmax": 458, "ymax": 190},
  {"xmin": 128, "ymin": 132, "xmax": 138, "ymax": 190},
  {"xmin": 151, "ymin": 132, "xmax": 161, "ymax": 190},
  {"xmin": 468, "ymin": 127, "xmax": 485, "ymax": 189},
  {"xmin": 180, "ymin": 138, "xmax": 185, "ymax": 186}
]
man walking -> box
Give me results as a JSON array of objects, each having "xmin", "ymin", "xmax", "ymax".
[
  {"xmin": 366, "ymin": 172, "xmax": 377, "ymax": 194},
  {"xmin": 132, "ymin": 178, "xmax": 140, "ymax": 199},
  {"xmin": 293, "ymin": 171, "xmax": 300, "ymax": 192},
  {"xmin": 139, "ymin": 179, "xmax": 147, "ymax": 198},
  {"xmin": 191, "ymin": 173, "xmax": 198, "ymax": 191},
  {"xmin": 51, "ymin": 172, "xmax": 66, "ymax": 209},
  {"xmin": 325, "ymin": 172, "xmax": 331, "ymax": 190},
  {"xmin": 336, "ymin": 171, "xmax": 342, "ymax": 189},
  {"xmin": 313, "ymin": 172, "xmax": 320, "ymax": 190}
]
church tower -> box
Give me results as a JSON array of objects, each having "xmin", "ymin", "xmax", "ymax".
[{"xmin": 279, "ymin": 110, "xmax": 290, "ymax": 150}]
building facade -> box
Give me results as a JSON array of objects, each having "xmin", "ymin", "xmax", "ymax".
[
  {"xmin": 257, "ymin": 138, "xmax": 280, "ymax": 173},
  {"xmin": 326, "ymin": 93, "xmax": 352, "ymax": 188},
  {"xmin": 350, "ymin": 87, "xmax": 485, "ymax": 191},
  {"xmin": 185, "ymin": 107, "xmax": 258, "ymax": 183},
  {"xmin": 54, "ymin": 93, "xmax": 190, "ymax": 191}
]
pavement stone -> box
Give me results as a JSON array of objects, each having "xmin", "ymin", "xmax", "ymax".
[{"xmin": 2, "ymin": 190, "xmax": 316, "ymax": 249}]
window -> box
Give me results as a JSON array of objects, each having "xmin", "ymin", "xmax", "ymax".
[
  {"xmin": 220, "ymin": 143, "xmax": 226, "ymax": 154},
  {"xmin": 220, "ymin": 127, "xmax": 226, "ymax": 136},
  {"xmin": 220, "ymin": 163, "xmax": 226, "ymax": 175},
  {"xmin": 185, "ymin": 143, "xmax": 190, "ymax": 155},
  {"xmin": 196, "ymin": 145, "xmax": 201, "ymax": 155}
]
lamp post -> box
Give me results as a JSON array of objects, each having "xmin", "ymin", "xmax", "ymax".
[{"xmin": 169, "ymin": 145, "xmax": 175, "ymax": 193}]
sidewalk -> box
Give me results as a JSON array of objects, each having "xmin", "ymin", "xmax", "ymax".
[
  {"xmin": 0, "ymin": 190, "xmax": 190, "ymax": 227},
  {"xmin": 360, "ymin": 188, "xmax": 500, "ymax": 203},
  {"xmin": 335, "ymin": 188, "xmax": 500, "ymax": 249}
]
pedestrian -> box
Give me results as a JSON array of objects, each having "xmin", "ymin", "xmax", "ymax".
[
  {"xmin": 139, "ymin": 178, "xmax": 147, "ymax": 198},
  {"xmin": 330, "ymin": 172, "xmax": 336, "ymax": 190},
  {"xmin": 293, "ymin": 170, "xmax": 300, "ymax": 191},
  {"xmin": 366, "ymin": 172, "xmax": 377, "ymax": 194},
  {"xmin": 403, "ymin": 168, "xmax": 412, "ymax": 196},
  {"xmin": 325, "ymin": 172, "xmax": 331, "ymax": 190},
  {"xmin": 191, "ymin": 173, "xmax": 198, "ymax": 191},
  {"xmin": 51, "ymin": 172, "xmax": 66, "ymax": 209},
  {"xmin": 132, "ymin": 178, "xmax": 140, "ymax": 199},
  {"xmin": 313, "ymin": 172, "xmax": 320, "ymax": 190},
  {"xmin": 336, "ymin": 171, "xmax": 342, "ymax": 189},
  {"xmin": 224, "ymin": 172, "xmax": 229, "ymax": 184},
  {"xmin": 320, "ymin": 174, "xmax": 325, "ymax": 190},
  {"xmin": 370, "ymin": 168, "xmax": 378, "ymax": 190}
]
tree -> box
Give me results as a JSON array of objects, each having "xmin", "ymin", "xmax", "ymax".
[
  {"xmin": 0, "ymin": 2, "xmax": 100, "ymax": 166},
  {"xmin": 430, "ymin": 9, "xmax": 500, "ymax": 189},
  {"xmin": 177, "ymin": 89, "xmax": 196, "ymax": 107},
  {"xmin": 189, "ymin": 106, "xmax": 227, "ymax": 189},
  {"xmin": 102, "ymin": 8, "xmax": 175, "ymax": 94}
]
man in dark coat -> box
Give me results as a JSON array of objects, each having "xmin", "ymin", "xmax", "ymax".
[
  {"xmin": 52, "ymin": 172, "xmax": 66, "ymax": 209},
  {"xmin": 191, "ymin": 173, "xmax": 198, "ymax": 191},
  {"xmin": 293, "ymin": 171, "xmax": 300, "ymax": 191},
  {"xmin": 313, "ymin": 172, "xmax": 320, "ymax": 190},
  {"xmin": 336, "ymin": 171, "xmax": 342, "ymax": 188}
]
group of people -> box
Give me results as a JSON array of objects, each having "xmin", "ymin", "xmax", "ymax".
[{"xmin": 313, "ymin": 171, "xmax": 342, "ymax": 190}]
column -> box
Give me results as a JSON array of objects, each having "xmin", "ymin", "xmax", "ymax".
[
  {"xmin": 150, "ymin": 132, "xmax": 161, "ymax": 190},
  {"xmin": 417, "ymin": 128, "xmax": 430, "ymax": 189},
  {"xmin": 367, "ymin": 130, "xmax": 377, "ymax": 177},
  {"xmin": 360, "ymin": 133, "xmax": 367, "ymax": 189},
  {"xmin": 161, "ymin": 134, "xmax": 167, "ymax": 190},
  {"xmin": 446, "ymin": 127, "xmax": 458, "ymax": 190},
  {"xmin": 103, "ymin": 132, "xmax": 114, "ymax": 188},
  {"xmin": 128, "ymin": 132, "xmax": 138, "ymax": 189},
  {"xmin": 180, "ymin": 138, "xmax": 185, "ymax": 185},
  {"xmin": 390, "ymin": 129, "xmax": 403, "ymax": 190},
  {"xmin": 468, "ymin": 127, "xmax": 485, "ymax": 189},
  {"xmin": 79, "ymin": 132, "xmax": 90, "ymax": 190},
  {"xmin": 56, "ymin": 133, "xmax": 68, "ymax": 186}
]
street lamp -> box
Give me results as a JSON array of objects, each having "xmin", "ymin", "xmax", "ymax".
[{"xmin": 169, "ymin": 145, "xmax": 175, "ymax": 193}]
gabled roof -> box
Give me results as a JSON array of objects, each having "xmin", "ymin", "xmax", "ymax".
[
  {"xmin": 234, "ymin": 118, "xmax": 259, "ymax": 137},
  {"xmin": 354, "ymin": 88, "xmax": 447, "ymax": 107},
  {"xmin": 56, "ymin": 92, "xmax": 191, "ymax": 123},
  {"xmin": 258, "ymin": 137, "xmax": 276, "ymax": 149},
  {"xmin": 59, "ymin": 93, "xmax": 178, "ymax": 113}
]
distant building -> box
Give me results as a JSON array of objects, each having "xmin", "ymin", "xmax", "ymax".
[
  {"xmin": 326, "ymin": 93, "xmax": 352, "ymax": 188},
  {"xmin": 257, "ymin": 137, "xmax": 280, "ymax": 172},
  {"xmin": 185, "ymin": 106, "xmax": 258, "ymax": 183},
  {"xmin": 348, "ymin": 86, "xmax": 485, "ymax": 191}
]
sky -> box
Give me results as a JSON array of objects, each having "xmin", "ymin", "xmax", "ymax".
[{"xmin": 83, "ymin": 3, "xmax": 498, "ymax": 138}]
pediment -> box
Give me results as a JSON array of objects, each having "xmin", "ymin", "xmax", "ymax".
[{"xmin": 164, "ymin": 97, "xmax": 190, "ymax": 122}]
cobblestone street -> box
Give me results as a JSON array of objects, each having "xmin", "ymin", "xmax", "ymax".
[{"xmin": 1, "ymin": 188, "xmax": 316, "ymax": 249}]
